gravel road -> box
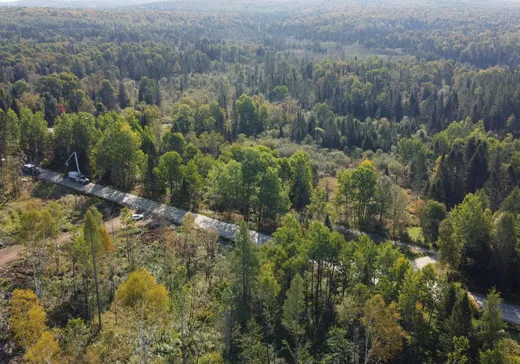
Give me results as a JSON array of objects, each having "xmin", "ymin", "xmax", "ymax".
[
  {"xmin": 39, "ymin": 168, "xmax": 271, "ymax": 245},
  {"xmin": 470, "ymin": 292, "xmax": 520, "ymax": 325}
]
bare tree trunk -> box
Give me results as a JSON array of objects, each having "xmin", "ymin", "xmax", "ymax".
[
  {"xmin": 126, "ymin": 233, "xmax": 130, "ymax": 262},
  {"xmin": 36, "ymin": 246, "xmax": 45, "ymax": 297},
  {"xmin": 295, "ymin": 332, "xmax": 299, "ymax": 364},
  {"xmin": 84, "ymin": 275, "xmax": 90, "ymax": 320},
  {"xmin": 328, "ymin": 266, "xmax": 335, "ymax": 306},
  {"xmin": 364, "ymin": 332, "xmax": 370, "ymax": 364},
  {"xmin": 72, "ymin": 258, "xmax": 76, "ymax": 295},
  {"xmin": 90, "ymin": 240, "xmax": 102, "ymax": 330},
  {"xmin": 55, "ymin": 239, "xmax": 60, "ymax": 272},
  {"xmin": 31, "ymin": 257, "xmax": 40, "ymax": 297},
  {"xmin": 242, "ymin": 241, "xmax": 247, "ymax": 306}
]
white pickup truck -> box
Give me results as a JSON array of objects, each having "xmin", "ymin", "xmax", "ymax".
[{"xmin": 68, "ymin": 171, "xmax": 90, "ymax": 185}]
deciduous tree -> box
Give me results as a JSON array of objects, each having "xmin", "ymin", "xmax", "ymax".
[
  {"xmin": 9, "ymin": 289, "xmax": 47, "ymax": 350},
  {"xmin": 24, "ymin": 331, "xmax": 60, "ymax": 364},
  {"xmin": 18, "ymin": 207, "xmax": 58, "ymax": 297},
  {"xmin": 419, "ymin": 200, "xmax": 447, "ymax": 244},
  {"xmin": 154, "ymin": 151, "xmax": 183, "ymax": 202},
  {"xmin": 438, "ymin": 194, "xmax": 493, "ymax": 272},
  {"xmin": 362, "ymin": 294, "xmax": 405, "ymax": 364},
  {"xmin": 92, "ymin": 119, "xmax": 146, "ymax": 190},
  {"xmin": 83, "ymin": 207, "xmax": 113, "ymax": 329},
  {"xmin": 114, "ymin": 268, "xmax": 169, "ymax": 363}
]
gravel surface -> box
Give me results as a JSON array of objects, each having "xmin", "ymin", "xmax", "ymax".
[
  {"xmin": 39, "ymin": 168, "xmax": 271, "ymax": 245},
  {"xmin": 470, "ymin": 292, "xmax": 520, "ymax": 325}
]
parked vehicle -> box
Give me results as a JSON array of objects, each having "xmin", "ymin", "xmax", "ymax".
[
  {"xmin": 68, "ymin": 171, "xmax": 90, "ymax": 185},
  {"xmin": 65, "ymin": 152, "xmax": 89, "ymax": 185},
  {"xmin": 132, "ymin": 213, "xmax": 144, "ymax": 221},
  {"xmin": 22, "ymin": 164, "xmax": 41, "ymax": 175}
]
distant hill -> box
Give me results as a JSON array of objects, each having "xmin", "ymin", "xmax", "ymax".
[
  {"xmin": 1, "ymin": 0, "xmax": 519, "ymax": 10},
  {"xmin": 133, "ymin": 0, "xmax": 520, "ymax": 13},
  {"xmin": 133, "ymin": 0, "xmax": 520, "ymax": 12},
  {"xmin": 0, "ymin": 0, "xmax": 163, "ymax": 8}
]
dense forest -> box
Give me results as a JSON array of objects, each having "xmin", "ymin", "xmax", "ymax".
[{"xmin": 1, "ymin": 2, "xmax": 520, "ymax": 363}]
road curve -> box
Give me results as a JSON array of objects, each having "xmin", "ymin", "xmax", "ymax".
[
  {"xmin": 470, "ymin": 292, "xmax": 520, "ymax": 325},
  {"xmin": 39, "ymin": 169, "xmax": 271, "ymax": 245}
]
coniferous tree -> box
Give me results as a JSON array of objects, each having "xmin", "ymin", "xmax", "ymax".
[
  {"xmin": 282, "ymin": 273, "xmax": 306, "ymax": 364},
  {"xmin": 442, "ymin": 292, "xmax": 473, "ymax": 354},
  {"xmin": 478, "ymin": 288, "xmax": 505, "ymax": 349},
  {"xmin": 118, "ymin": 81, "xmax": 131, "ymax": 109},
  {"xmin": 232, "ymin": 222, "xmax": 259, "ymax": 319}
]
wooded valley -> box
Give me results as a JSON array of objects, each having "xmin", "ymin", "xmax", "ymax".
[{"xmin": 1, "ymin": 1, "xmax": 520, "ymax": 363}]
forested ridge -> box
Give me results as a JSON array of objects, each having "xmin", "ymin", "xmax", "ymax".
[{"xmin": 1, "ymin": 3, "xmax": 520, "ymax": 363}]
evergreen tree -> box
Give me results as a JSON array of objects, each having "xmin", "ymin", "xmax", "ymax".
[
  {"xmin": 466, "ymin": 142, "xmax": 488, "ymax": 194},
  {"xmin": 118, "ymin": 81, "xmax": 131, "ymax": 109},
  {"xmin": 289, "ymin": 150, "xmax": 312, "ymax": 210},
  {"xmin": 478, "ymin": 289, "xmax": 505, "ymax": 349},
  {"xmin": 282, "ymin": 273, "xmax": 306, "ymax": 364},
  {"xmin": 291, "ymin": 111, "xmax": 307, "ymax": 142},
  {"xmin": 442, "ymin": 292, "xmax": 473, "ymax": 354},
  {"xmin": 232, "ymin": 222, "xmax": 259, "ymax": 319}
]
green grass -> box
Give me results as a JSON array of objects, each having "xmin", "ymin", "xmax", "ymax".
[{"xmin": 407, "ymin": 227, "xmax": 424, "ymax": 244}]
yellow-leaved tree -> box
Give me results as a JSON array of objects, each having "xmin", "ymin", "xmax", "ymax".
[
  {"xmin": 24, "ymin": 330, "xmax": 60, "ymax": 364},
  {"xmin": 9, "ymin": 289, "xmax": 61, "ymax": 362},
  {"xmin": 9, "ymin": 289, "xmax": 47, "ymax": 350},
  {"xmin": 114, "ymin": 268, "xmax": 169, "ymax": 363}
]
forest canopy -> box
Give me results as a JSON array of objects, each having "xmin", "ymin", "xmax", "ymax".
[{"xmin": 2, "ymin": 1, "xmax": 520, "ymax": 363}]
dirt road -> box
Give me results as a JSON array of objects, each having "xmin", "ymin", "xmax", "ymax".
[
  {"xmin": 0, "ymin": 217, "xmax": 126, "ymax": 268},
  {"xmin": 0, "ymin": 245, "xmax": 22, "ymax": 267}
]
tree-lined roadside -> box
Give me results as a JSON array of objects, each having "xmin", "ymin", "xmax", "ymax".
[
  {"xmin": 37, "ymin": 168, "xmax": 271, "ymax": 245},
  {"xmin": 2, "ymin": 169, "xmax": 517, "ymax": 325}
]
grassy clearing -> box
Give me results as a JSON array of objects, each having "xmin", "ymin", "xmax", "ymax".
[{"xmin": 407, "ymin": 226, "xmax": 424, "ymax": 244}]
